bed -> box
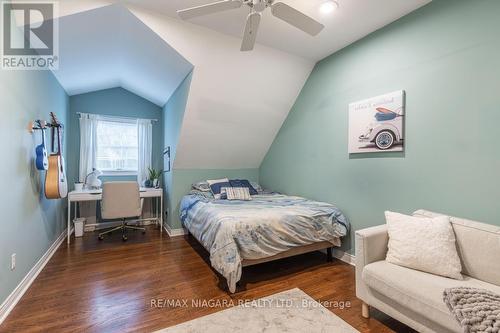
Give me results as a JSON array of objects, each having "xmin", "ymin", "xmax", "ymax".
[{"xmin": 180, "ymin": 191, "xmax": 349, "ymax": 293}]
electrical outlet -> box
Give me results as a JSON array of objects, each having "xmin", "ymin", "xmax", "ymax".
[{"xmin": 11, "ymin": 253, "xmax": 16, "ymax": 271}]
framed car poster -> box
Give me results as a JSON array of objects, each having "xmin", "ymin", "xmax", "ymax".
[{"xmin": 348, "ymin": 90, "xmax": 405, "ymax": 154}]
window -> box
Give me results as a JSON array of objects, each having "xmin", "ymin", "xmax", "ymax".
[{"xmin": 95, "ymin": 119, "xmax": 138, "ymax": 174}]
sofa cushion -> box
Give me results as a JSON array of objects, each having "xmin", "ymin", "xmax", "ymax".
[
  {"xmin": 385, "ymin": 211, "xmax": 463, "ymax": 280},
  {"xmin": 413, "ymin": 210, "xmax": 500, "ymax": 286},
  {"xmin": 363, "ymin": 261, "xmax": 500, "ymax": 333}
]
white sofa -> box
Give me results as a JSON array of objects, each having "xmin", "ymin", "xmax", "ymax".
[{"xmin": 355, "ymin": 210, "xmax": 500, "ymax": 333}]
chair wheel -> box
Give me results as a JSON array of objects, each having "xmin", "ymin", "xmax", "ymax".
[
  {"xmin": 98, "ymin": 235, "xmax": 104, "ymax": 241},
  {"xmin": 122, "ymin": 235, "xmax": 128, "ymax": 241}
]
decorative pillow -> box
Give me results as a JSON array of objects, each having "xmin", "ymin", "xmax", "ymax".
[
  {"xmin": 192, "ymin": 181, "xmax": 211, "ymax": 192},
  {"xmin": 385, "ymin": 211, "xmax": 463, "ymax": 280},
  {"xmin": 229, "ymin": 179, "xmax": 258, "ymax": 195},
  {"xmin": 189, "ymin": 189, "xmax": 214, "ymax": 200},
  {"xmin": 221, "ymin": 187, "xmax": 252, "ymax": 201},
  {"xmin": 207, "ymin": 178, "xmax": 230, "ymax": 200},
  {"xmin": 250, "ymin": 181, "xmax": 263, "ymax": 194}
]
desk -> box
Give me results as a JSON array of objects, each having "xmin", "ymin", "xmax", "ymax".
[{"xmin": 67, "ymin": 188, "xmax": 163, "ymax": 244}]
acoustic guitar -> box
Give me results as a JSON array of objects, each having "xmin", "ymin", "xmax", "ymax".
[
  {"xmin": 35, "ymin": 120, "xmax": 49, "ymax": 171},
  {"xmin": 45, "ymin": 113, "xmax": 68, "ymax": 199}
]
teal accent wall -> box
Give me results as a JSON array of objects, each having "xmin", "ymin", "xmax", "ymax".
[
  {"xmin": 260, "ymin": 0, "xmax": 500, "ymax": 254},
  {"xmin": 67, "ymin": 87, "xmax": 164, "ymax": 187},
  {"xmin": 0, "ymin": 64, "xmax": 69, "ymax": 302}
]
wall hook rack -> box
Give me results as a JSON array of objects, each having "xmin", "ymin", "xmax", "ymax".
[{"xmin": 27, "ymin": 119, "xmax": 60, "ymax": 134}]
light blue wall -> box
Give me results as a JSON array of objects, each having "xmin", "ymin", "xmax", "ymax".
[
  {"xmin": 162, "ymin": 73, "xmax": 192, "ymax": 228},
  {"xmin": 163, "ymin": 73, "xmax": 192, "ymax": 170},
  {"xmin": 0, "ymin": 67, "xmax": 69, "ymax": 304},
  {"xmin": 67, "ymin": 87, "xmax": 164, "ymax": 186},
  {"xmin": 260, "ymin": 0, "xmax": 500, "ymax": 254}
]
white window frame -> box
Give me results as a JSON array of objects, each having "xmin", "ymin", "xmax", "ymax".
[
  {"xmin": 101, "ymin": 170, "xmax": 138, "ymax": 176},
  {"xmin": 95, "ymin": 115, "xmax": 139, "ymax": 176}
]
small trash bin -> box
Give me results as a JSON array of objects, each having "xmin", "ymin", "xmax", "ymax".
[{"xmin": 73, "ymin": 217, "xmax": 86, "ymax": 237}]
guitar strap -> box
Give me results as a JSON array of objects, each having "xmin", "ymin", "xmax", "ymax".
[
  {"xmin": 41, "ymin": 126, "xmax": 46, "ymax": 146},
  {"xmin": 51, "ymin": 124, "xmax": 55, "ymax": 153},
  {"xmin": 57, "ymin": 126, "xmax": 61, "ymax": 155},
  {"xmin": 57, "ymin": 125, "xmax": 65, "ymax": 173},
  {"xmin": 59, "ymin": 125, "xmax": 64, "ymax": 154}
]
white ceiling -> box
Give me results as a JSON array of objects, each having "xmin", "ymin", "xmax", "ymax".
[
  {"xmin": 55, "ymin": 4, "xmax": 193, "ymax": 106},
  {"xmin": 123, "ymin": 0, "xmax": 432, "ymax": 61},
  {"xmin": 47, "ymin": 0, "xmax": 432, "ymax": 169}
]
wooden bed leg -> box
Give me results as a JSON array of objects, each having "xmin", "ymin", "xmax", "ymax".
[
  {"xmin": 326, "ymin": 247, "xmax": 333, "ymax": 262},
  {"xmin": 362, "ymin": 302, "xmax": 370, "ymax": 319}
]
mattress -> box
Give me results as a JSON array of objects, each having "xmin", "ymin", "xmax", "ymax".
[{"xmin": 180, "ymin": 192, "xmax": 348, "ymax": 292}]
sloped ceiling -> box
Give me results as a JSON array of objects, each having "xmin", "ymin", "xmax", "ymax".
[
  {"xmin": 129, "ymin": 6, "xmax": 314, "ymax": 169},
  {"xmin": 55, "ymin": 5, "xmax": 193, "ymax": 106},
  {"xmin": 124, "ymin": 0, "xmax": 431, "ymax": 61},
  {"xmin": 49, "ymin": 1, "xmax": 431, "ymax": 170},
  {"xmin": 46, "ymin": 1, "xmax": 432, "ymax": 62}
]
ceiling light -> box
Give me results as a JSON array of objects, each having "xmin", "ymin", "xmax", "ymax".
[{"xmin": 320, "ymin": 0, "xmax": 339, "ymax": 15}]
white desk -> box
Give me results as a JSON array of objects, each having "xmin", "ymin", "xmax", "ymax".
[{"xmin": 67, "ymin": 187, "xmax": 163, "ymax": 244}]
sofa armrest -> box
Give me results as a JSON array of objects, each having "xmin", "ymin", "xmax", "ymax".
[
  {"xmin": 355, "ymin": 225, "xmax": 389, "ymax": 302},
  {"xmin": 355, "ymin": 225, "xmax": 389, "ymax": 267}
]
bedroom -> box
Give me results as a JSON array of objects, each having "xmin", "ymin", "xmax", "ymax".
[{"xmin": 1, "ymin": 0, "xmax": 499, "ymax": 332}]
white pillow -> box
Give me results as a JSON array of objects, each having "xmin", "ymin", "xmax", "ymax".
[
  {"xmin": 206, "ymin": 178, "xmax": 229, "ymax": 185},
  {"xmin": 385, "ymin": 211, "xmax": 463, "ymax": 280}
]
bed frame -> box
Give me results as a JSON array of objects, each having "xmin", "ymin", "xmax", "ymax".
[
  {"xmin": 241, "ymin": 241, "xmax": 334, "ymax": 267},
  {"xmin": 186, "ymin": 232, "xmax": 335, "ymax": 292},
  {"xmin": 187, "ymin": 231, "xmax": 334, "ymax": 266}
]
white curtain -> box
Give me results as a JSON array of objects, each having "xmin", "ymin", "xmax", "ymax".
[
  {"xmin": 137, "ymin": 119, "xmax": 152, "ymax": 185},
  {"xmin": 79, "ymin": 113, "xmax": 98, "ymax": 182}
]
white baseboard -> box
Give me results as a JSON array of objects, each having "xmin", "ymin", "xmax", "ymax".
[
  {"xmin": 0, "ymin": 227, "xmax": 354, "ymax": 326},
  {"xmin": 332, "ymin": 249, "xmax": 356, "ymax": 266},
  {"xmin": 320, "ymin": 248, "xmax": 355, "ymax": 266},
  {"xmin": 163, "ymin": 223, "xmax": 187, "ymax": 237},
  {"xmin": 0, "ymin": 227, "xmax": 72, "ymax": 325}
]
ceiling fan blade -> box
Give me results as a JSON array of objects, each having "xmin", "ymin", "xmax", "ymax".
[
  {"xmin": 241, "ymin": 12, "xmax": 261, "ymax": 52},
  {"xmin": 178, "ymin": 0, "xmax": 243, "ymax": 20},
  {"xmin": 271, "ymin": 2, "xmax": 324, "ymax": 36}
]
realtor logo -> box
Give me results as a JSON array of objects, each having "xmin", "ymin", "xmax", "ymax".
[{"xmin": 1, "ymin": 1, "xmax": 58, "ymax": 70}]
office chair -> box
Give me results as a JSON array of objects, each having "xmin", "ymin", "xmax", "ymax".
[{"xmin": 98, "ymin": 182, "xmax": 145, "ymax": 241}]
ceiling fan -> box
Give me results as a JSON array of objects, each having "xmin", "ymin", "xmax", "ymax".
[{"xmin": 177, "ymin": 0, "xmax": 325, "ymax": 52}]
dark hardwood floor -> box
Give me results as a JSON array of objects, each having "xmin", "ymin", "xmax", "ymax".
[{"xmin": 0, "ymin": 227, "xmax": 414, "ymax": 333}]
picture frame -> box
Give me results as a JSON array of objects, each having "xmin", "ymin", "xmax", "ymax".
[{"xmin": 348, "ymin": 90, "xmax": 405, "ymax": 154}]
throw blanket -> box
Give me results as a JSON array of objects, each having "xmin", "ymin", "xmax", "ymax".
[
  {"xmin": 443, "ymin": 287, "xmax": 500, "ymax": 333},
  {"xmin": 180, "ymin": 193, "xmax": 348, "ymax": 293}
]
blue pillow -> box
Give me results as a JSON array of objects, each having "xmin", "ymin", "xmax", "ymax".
[
  {"xmin": 229, "ymin": 179, "xmax": 258, "ymax": 195},
  {"xmin": 209, "ymin": 181, "xmax": 231, "ymax": 198}
]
